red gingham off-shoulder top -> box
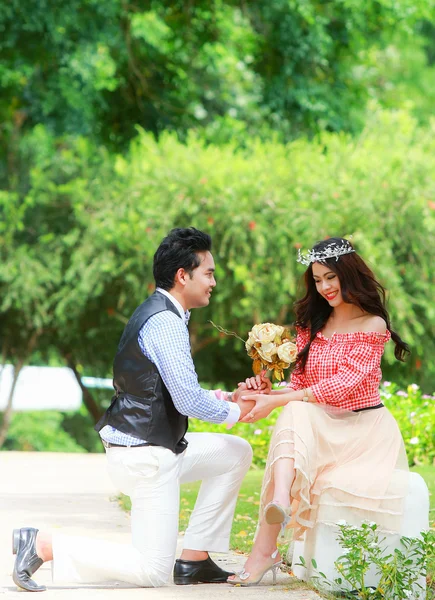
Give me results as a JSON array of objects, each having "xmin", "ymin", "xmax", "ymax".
[{"xmin": 288, "ymin": 326, "xmax": 391, "ymax": 411}]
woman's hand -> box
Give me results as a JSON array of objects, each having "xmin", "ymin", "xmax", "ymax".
[
  {"xmin": 239, "ymin": 393, "xmax": 277, "ymax": 423},
  {"xmin": 238, "ymin": 370, "xmax": 272, "ymax": 394}
]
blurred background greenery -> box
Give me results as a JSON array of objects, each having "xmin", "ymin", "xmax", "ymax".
[{"xmin": 1, "ymin": 0, "xmax": 434, "ymax": 453}]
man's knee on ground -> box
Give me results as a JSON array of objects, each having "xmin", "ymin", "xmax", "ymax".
[{"xmin": 138, "ymin": 561, "xmax": 172, "ymax": 587}]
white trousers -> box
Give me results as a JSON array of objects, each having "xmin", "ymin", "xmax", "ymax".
[{"xmin": 52, "ymin": 432, "xmax": 252, "ymax": 587}]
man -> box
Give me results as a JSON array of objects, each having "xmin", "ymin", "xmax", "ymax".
[{"xmin": 12, "ymin": 227, "xmax": 255, "ymax": 591}]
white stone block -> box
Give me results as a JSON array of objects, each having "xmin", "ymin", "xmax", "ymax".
[{"xmin": 289, "ymin": 472, "xmax": 429, "ymax": 597}]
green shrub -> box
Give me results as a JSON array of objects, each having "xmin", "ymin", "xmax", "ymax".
[
  {"xmin": 61, "ymin": 405, "xmax": 104, "ymax": 453},
  {"xmin": 302, "ymin": 522, "xmax": 435, "ymax": 599},
  {"xmin": 2, "ymin": 110, "xmax": 435, "ymax": 397},
  {"xmin": 2, "ymin": 411, "xmax": 86, "ymax": 453},
  {"xmin": 48, "ymin": 110, "xmax": 435, "ymax": 389},
  {"xmin": 383, "ymin": 383, "xmax": 435, "ymax": 467}
]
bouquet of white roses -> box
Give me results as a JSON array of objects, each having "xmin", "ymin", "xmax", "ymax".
[{"xmin": 245, "ymin": 323, "xmax": 297, "ymax": 381}]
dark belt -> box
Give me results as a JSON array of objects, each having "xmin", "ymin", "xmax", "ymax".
[
  {"xmin": 102, "ymin": 440, "xmax": 155, "ymax": 449},
  {"xmin": 353, "ymin": 403, "xmax": 384, "ymax": 413}
]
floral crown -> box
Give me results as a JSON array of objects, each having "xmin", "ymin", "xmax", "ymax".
[{"xmin": 297, "ymin": 240, "xmax": 355, "ymax": 266}]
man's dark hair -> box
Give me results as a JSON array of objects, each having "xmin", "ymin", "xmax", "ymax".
[{"xmin": 153, "ymin": 227, "xmax": 212, "ymax": 290}]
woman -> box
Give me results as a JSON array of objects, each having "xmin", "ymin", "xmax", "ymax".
[{"xmin": 229, "ymin": 237, "xmax": 410, "ymax": 586}]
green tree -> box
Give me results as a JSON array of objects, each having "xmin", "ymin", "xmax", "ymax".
[
  {"xmin": 0, "ymin": 187, "xmax": 54, "ymax": 444},
  {"xmin": 0, "ymin": 127, "xmax": 116, "ymax": 428},
  {"xmin": 0, "ymin": 0, "xmax": 260, "ymax": 165},
  {"xmin": 26, "ymin": 112, "xmax": 435, "ymax": 392},
  {"xmin": 1, "ymin": 0, "xmax": 434, "ymax": 173},
  {"xmin": 244, "ymin": 0, "xmax": 435, "ymax": 136}
]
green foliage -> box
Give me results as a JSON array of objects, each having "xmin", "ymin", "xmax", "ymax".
[
  {"xmin": 1, "ymin": 411, "xmax": 85, "ymax": 452},
  {"xmin": 0, "ymin": 0, "xmax": 262, "ymax": 157},
  {"xmin": 2, "ymin": 110, "xmax": 435, "ymax": 398},
  {"xmin": 1, "ymin": 0, "xmax": 434, "ymax": 163},
  {"xmin": 244, "ymin": 1, "xmax": 434, "ymax": 136},
  {"xmin": 365, "ymin": 33, "xmax": 435, "ymax": 126},
  {"xmin": 382, "ymin": 383, "xmax": 435, "ymax": 467},
  {"xmin": 61, "ymin": 404, "xmax": 105, "ymax": 453},
  {"xmin": 305, "ymin": 522, "xmax": 434, "ymax": 599},
  {"xmin": 0, "ymin": 404, "xmax": 105, "ymax": 453},
  {"xmin": 60, "ymin": 111, "xmax": 435, "ymax": 387},
  {"xmin": 0, "ymin": 126, "xmax": 115, "ymax": 425}
]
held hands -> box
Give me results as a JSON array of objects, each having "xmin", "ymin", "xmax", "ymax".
[
  {"xmin": 239, "ymin": 393, "xmax": 276, "ymax": 423},
  {"xmin": 233, "ymin": 371, "xmax": 275, "ymax": 423},
  {"xmin": 233, "ymin": 372, "xmax": 275, "ymax": 423},
  {"xmin": 232, "ymin": 387, "xmax": 256, "ymax": 421}
]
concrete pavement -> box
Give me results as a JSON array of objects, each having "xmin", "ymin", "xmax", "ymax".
[{"xmin": 0, "ymin": 452, "xmax": 320, "ymax": 599}]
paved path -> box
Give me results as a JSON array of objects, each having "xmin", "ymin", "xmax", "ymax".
[{"xmin": 0, "ymin": 452, "xmax": 320, "ymax": 599}]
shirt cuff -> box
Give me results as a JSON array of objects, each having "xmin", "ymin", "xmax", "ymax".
[{"xmin": 223, "ymin": 401, "xmax": 241, "ymax": 429}]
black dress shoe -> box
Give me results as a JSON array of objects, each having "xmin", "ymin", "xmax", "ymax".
[
  {"xmin": 12, "ymin": 528, "xmax": 46, "ymax": 592},
  {"xmin": 173, "ymin": 556, "xmax": 234, "ymax": 585}
]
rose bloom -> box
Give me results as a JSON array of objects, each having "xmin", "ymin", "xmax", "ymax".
[
  {"xmin": 249, "ymin": 323, "xmax": 263, "ymax": 341},
  {"xmin": 257, "ymin": 341, "xmax": 278, "ymax": 363},
  {"xmin": 255, "ymin": 323, "xmax": 284, "ymax": 344},
  {"xmin": 245, "ymin": 332, "xmax": 257, "ymax": 352},
  {"xmin": 277, "ymin": 341, "xmax": 298, "ymax": 365}
]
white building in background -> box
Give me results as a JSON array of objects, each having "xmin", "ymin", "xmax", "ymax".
[{"xmin": 0, "ymin": 365, "xmax": 112, "ymax": 411}]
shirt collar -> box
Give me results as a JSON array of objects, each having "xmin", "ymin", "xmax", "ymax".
[{"xmin": 156, "ymin": 287, "xmax": 190, "ymax": 324}]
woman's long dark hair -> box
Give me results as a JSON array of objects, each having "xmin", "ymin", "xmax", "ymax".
[{"xmin": 294, "ymin": 238, "xmax": 410, "ymax": 370}]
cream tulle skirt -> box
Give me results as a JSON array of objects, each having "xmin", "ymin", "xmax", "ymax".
[{"xmin": 260, "ymin": 402, "xmax": 409, "ymax": 541}]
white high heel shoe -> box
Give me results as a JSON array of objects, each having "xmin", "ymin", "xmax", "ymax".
[{"xmin": 228, "ymin": 549, "xmax": 281, "ymax": 587}]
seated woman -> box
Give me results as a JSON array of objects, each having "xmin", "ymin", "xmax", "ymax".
[{"xmin": 229, "ymin": 237, "xmax": 410, "ymax": 586}]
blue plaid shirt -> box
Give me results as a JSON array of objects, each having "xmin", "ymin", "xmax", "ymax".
[{"xmin": 100, "ymin": 289, "xmax": 239, "ymax": 446}]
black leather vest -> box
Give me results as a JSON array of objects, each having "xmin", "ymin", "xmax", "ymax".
[{"xmin": 95, "ymin": 292, "xmax": 188, "ymax": 454}]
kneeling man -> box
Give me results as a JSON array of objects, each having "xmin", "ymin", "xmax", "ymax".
[{"xmin": 13, "ymin": 227, "xmax": 254, "ymax": 591}]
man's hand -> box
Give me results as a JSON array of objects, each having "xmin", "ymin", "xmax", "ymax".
[
  {"xmin": 239, "ymin": 393, "xmax": 277, "ymax": 423},
  {"xmin": 232, "ymin": 387, "xmax": 256, "ymax": 421}
]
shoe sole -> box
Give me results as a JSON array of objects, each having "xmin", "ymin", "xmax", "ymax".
[
  {"xmin": 173, "ymin": 577, "xmax": 229, "ymax": 585},
  {"xmin": 265, "ymin": 505, "xmax": 285, "ymax": 525}
]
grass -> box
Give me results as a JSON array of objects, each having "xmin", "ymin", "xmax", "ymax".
[{"xmin": 412, "ymin": 465, "xmax": 435, "ymax": 526}]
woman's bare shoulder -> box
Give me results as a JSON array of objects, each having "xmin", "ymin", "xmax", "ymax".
[{"xmin": 360, "ymin": 315, "xmax": 387, "ymax": 334}]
